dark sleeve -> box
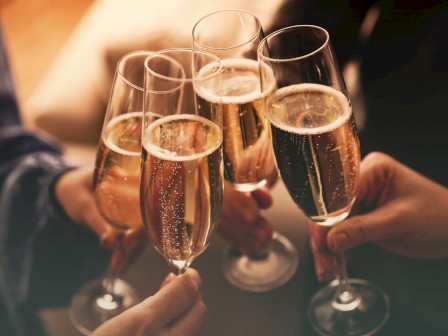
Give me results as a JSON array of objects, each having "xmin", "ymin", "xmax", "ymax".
[
  {"xmin": 0, "ymin": 148, "xmax": 110, "ymax": 336},
  {"xmin": 0, "ymin": 150, "xmax": 110, "ymax": 305},
  {"xmin": 0, "ymin": 22, "xmax": 21, "ymax": 127},
  {"xmin": 0, "ymin": 22, "xmax": 109, "ymax": 335}
]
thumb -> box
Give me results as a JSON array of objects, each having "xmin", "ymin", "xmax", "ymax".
[{"xmin": 327, "ymin": 206, "xmax": 398, "ymax": 253}]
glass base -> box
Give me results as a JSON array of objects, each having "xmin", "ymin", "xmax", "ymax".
[
  {"xmin": 69, "ymin": 278, "xmax": 140, "ymax": 335},
  {"xmin": 222, "ymin": 231, "xmax": 299, "ymax": 292},
  {"xmin": 308, "ymin": 278, "xmax": 390, "ymax": 336}
]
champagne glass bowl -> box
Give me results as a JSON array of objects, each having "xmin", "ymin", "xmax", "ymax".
[
  {"xmin": 258, "ymin": 25, "xmax": 390, "ymax": 335},
  {"xmin": 192, "ymin": 9, "xmax": 299, "ymax": 292},
  {"xmin": 69, "ymin": 50, "xmax": 152, "ymax": 334},
  {"xmin": 140, "ymin": 48, "xmax": 224, "ymax": 275}
]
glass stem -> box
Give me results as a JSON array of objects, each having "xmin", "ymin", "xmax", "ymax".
[
  {"xmin": 96, "ymin": 234, "xmax": 125, "ymax": 311},
  {"xmin": 102, "ymin": 266, "xmax": 117, "ymax": 295},
  {"xmin": 332, "ymin": 252, "xmax": 361, "ymax": 311},
  {"xmin": 170, "ymin": 264, "xmax": 182, "ymax": 276}
]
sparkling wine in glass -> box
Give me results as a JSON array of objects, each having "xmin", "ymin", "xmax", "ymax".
[
  {"xmin": 140, "ymin": 48, "xmax": 224, "ymax": 274},
  {"xmin": 258, "ymin": 25, "xmax": 390, "ymax": 335},
  {"xmin": 192, "ymin": 9, "xmax": 299, "ymax": 292},
  {"xmin": 69, "ymin": 50, "xmax": 151, "ymax": 334}
]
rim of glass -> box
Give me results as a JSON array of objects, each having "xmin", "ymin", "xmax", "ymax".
[
  {"xmin": 117, "ymin": 50, "xmax": 153, "ymax": 91},
  {"xmin": 257, "ymin": 25, "xmax": 329, "ymax": 63},
  {"xmin": 144, "ymin": 48, "xmax": 222, "ymax": 92},
  {"xmin": 192, "ymin": 9, "xmax": 262, "ymax": 51}
]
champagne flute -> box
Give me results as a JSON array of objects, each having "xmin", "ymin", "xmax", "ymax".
[
  {"xmin": 192, "ymin": 9, "xmax": 299, "ymax": 292},
  {"xmin": 258, "ymin": 25, "xmax": 390, "ymax": 335},
  {"xmin": 141, "ymin": 48, "xmax": 223, "ymax": 275},
  {"xmin": 69, "ymin": 50, "xmax": 151, "ymax": 334}
]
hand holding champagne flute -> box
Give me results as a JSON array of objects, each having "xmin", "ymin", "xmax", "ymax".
[
  {"xmin": 69, "ymin": 51, "xmax": 151, "ymax": 335},
  {"xmin": 258, "ymin": 25, "xmax": 390, "ymax": 335},
  {"xmin": 192, "ymin": 9, "xmax": 298, "ymax": 292},
  {"xmin": 141, "ymin": 48, "xmax": 224, "ymax": 274}
]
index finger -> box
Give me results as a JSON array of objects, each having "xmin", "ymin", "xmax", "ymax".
[
  {"xmin": 310, "ymin": 221, "xmax": 331, "ymax": 253},
  {"xmin": 310, "ymin": 222, "xmax": 336, "ymax": 282}
]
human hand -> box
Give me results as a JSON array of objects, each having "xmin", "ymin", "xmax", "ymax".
[
  {"xmin": 92, "ymin": 268, "xmax": 206, "ymax": 336},
  {"xmin": 218, "ymin": 181, "xmax": 274, "ymax": 254},
  {"xmin": 310, "ymin": 222, "xmax": 335, "ymax": 282},
  {"xmin": 311, "ymin": 152, "xmax": 448, "ymax": 282},
  {"xmin": 108, "ymin": 228, "xmax": 148, "ymax": 275},
  {"xmin": 54, "ymin": 166, "xmax": 147, "ymax": 274}
]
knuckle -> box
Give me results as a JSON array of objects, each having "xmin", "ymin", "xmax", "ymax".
[{"xmin": 346, "ymin": 217, "xmax": 370, "ymax": 245}]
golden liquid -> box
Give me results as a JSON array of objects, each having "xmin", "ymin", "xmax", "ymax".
[
  {"xmin": 93, "ymin": 112, "xmax": 143, "ymax": 231},
  {"xmin": 196, "ymin": 58, "xmax": 276, "ymax": 192},
  {"xmin": 141, "ymin": 114, "xmax": 223, "ymax": 268},
  {"xmin": 267, "ymin": 84, "xmax": 360, "ymax": 226}
]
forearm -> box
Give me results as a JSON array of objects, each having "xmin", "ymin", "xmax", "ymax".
[{"xmin": 0, "ymin": 150, "xmax": 109, "ymax": 309}]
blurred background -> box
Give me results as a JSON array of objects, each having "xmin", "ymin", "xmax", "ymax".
[{"xmin": 0, "ymin": 0, "xmax": 93, "ymax": 110}]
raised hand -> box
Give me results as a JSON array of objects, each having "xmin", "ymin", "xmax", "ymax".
[{"xmin": 311, "ymin": 151, "xmax": 448, "ymax": 282}]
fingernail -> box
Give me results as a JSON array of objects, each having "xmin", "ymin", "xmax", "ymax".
[
  {"xmin": 315, "ymin": 261, "xmax": 325, "ymax": 282},
  {"xmin": 316, "ymin": 269, "xmax": 331, "ymax": 283},
  {"xmin": 330, "ymin": 232, "xmax": 349, "ymax": 252},
  {"xmin": 315, "ymin": 259, "xmax": 331, "ymax": 282},
  {"xmin": 161, "ymin": 273, "xmax": 176, "ymax": 288},
  {"xmin": 99, "ymin": 235, "xmax": 106, "ymax": 246},
  {"xmin": 100, "ymin": 234, "xmax": 111, "ymax": 249},
  {"xmin": 317, "ymin": 272, "xmax": 327, "ymax": 283}
]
